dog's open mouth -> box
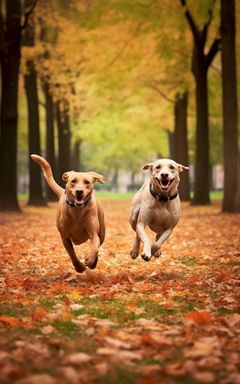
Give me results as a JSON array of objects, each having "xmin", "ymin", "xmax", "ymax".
[
  {"xmin": 75, "ymin": 191, "xmax": 85, "ymax": 207},
  {"xmin": 156, "ymin": 177, "xmax": 174, "ymax": 191},
  {"xmin": 75, "ymin": 199, "xmax": 84, "ymax": 207}
]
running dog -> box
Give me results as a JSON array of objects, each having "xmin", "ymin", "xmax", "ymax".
[
  {"xmin": 129, "ymin": 158, "xmax": 189, "ymax": 261},
  {"xmin": 31, "ymin": 155, "xmax": 105, "ymax": 272}
]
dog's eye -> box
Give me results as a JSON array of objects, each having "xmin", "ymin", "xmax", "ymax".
[
  {"xmin": 85, "ymin": 180, "xmax": 90, "ymax": 185},
  {"xmin": 156, "ymin": 165, "xmax": 161, "ymax": 169},
  {"xmin": 169, "ymin": 165, "xmax": 175, "ymax": 170},
  {"xmin": 71, "ymin": 179, "xmax": 77, "ymax": 184}
]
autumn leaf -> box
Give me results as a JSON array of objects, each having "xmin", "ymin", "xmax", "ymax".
[
  {"xmin": 0, "ymin": 200, "xmax": 239, "ymax": 383},
  {"xmin": 0, "ymin": 315, "xmax": 20, "ymax": 328},
  {"xmin": 32, "ymin": 308, "xmax": 48, "ymax": 322},
  {"xmin": 185, "ymin": 310, "xmax": 212, "ymax": 326}
]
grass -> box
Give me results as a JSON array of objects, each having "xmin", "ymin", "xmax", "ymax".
[
  {"xmin": 98, "ymin": 367, "xmax": 139, "ymax": 384},
  {"xmin": 0, "ymin": 303, "xmax": 28, "ymax": 317},
  {"xmin": 18, "ymin": 190, "xmax": 223, "ymax": 201}
]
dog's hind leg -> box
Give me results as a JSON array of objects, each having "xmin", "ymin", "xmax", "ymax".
[
  {"xmin": 85, "ymin": 233, "xmax": 100, "ymax": 269},
  {"xmin": 61, "ymin": 236, "xmax": 85, "ymax": 273},
  {"xmin": 130, "ymin": 235, "xmax": 140, "ymax": 259}
]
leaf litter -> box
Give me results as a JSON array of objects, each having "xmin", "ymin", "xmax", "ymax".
[{"xmin": 0, "ymin": 200, "xmax": 239, "ymax": 383}]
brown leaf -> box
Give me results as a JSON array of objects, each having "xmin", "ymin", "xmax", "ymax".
[
  {"xmin": 193, "ymin": 371, "xmax": 216, "ymax": 383},
  {"xmin": 0, "ymin": 315, "xmax": 20, "ymax": 327},
  {"xmin": 185, "ymin": 311, "xmax": 212, "ymax": 326},
  {"xmin": 16, "ymin": 374, "xmax": 56, "ymax": 384},
  {"xmin": 66, "ymin": 352, "xmax": 92, "ymax": 365}
]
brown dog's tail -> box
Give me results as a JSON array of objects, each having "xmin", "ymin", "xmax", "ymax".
[{"xmin": 31, "ymin": 154, "xmax": 63, "ymax": 198}]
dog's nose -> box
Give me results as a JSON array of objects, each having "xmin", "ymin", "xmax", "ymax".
[
  {"xmin": 161, "ymin": 173, "xmax": 169, "ymax": 179},
  {"xmin": 76, "ymin": 190, "xmax": 84, "ymax": 198}
]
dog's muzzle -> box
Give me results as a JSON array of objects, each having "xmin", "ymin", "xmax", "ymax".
[{"xmin": 156, "ymin": 177, "xmax": 174, "ymax": 191}]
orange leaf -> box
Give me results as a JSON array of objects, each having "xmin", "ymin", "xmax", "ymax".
[
  {"xmin": 32, "ymin": 307, "xmax": 48, "ymax": 322},
  {"xmin": 185, "ymin": 310, "xmax": 212, "ymax": 326},
  {"xmin": 0, "ymin": 315, "xmax": 20, "ymax": 327}
]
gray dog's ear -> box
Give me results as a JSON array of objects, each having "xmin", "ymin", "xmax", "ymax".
[
  {"xmin": 142, "ymin": 163, "xmax": 153, "ymax": 171},
  {"xmin": 89, "ymin": 172, "xmax": 105, "ymax": 184},
  {"xmin": 177, "ymin": 164, "xmax": 189, "ymax": 172},
  {"xmin": 62, "ymin": 172, "xmax": 71, "ymax": 182}
]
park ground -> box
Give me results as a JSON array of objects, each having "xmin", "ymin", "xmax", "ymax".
[{"xmin": 0, "ymin": 198, "xmax": 239, "ymax": 384}]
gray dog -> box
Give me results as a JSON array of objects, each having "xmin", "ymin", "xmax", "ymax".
[{"xmin": 129, "ymin": 158, "xmax": 189, "ymax": 261}]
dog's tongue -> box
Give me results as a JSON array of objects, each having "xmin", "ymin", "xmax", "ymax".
[
  {"xmin": 76, "ymin": 197, "xmax": 84, "ymax": 206},
  {"xmin": 160, "ymin": 180, "xmax": 170, "ymax": 191},
  {"xmin": 162, "ymin": 180, "xmax": 169, "ymax": 186}
]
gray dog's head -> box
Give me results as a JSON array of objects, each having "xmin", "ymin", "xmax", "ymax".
[{"xmin": 143, "ymin": 158, "xmax": 189, "ymax": 194}]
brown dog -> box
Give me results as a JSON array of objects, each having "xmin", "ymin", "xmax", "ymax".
[{"xmin": 31, "ymin": 154, "xmax": 105, "ymax": 273}]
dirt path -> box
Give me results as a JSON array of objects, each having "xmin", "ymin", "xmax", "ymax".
[{"xmin": 0, "ymin": 200, "xmax": 239, "ymax": 383}]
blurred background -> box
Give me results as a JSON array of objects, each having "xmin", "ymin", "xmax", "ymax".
[{"xmin": 0, "ymin": 0, "xmax": 239, "ymax": 211}]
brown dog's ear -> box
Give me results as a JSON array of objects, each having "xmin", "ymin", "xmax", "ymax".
[
  {"xmin": 177, "ymin": 164, "xmax": 189, "ymax": 172},
  {"xmin": 142, "ymin": 163, "xmax": 153, "ymax": 171},
  {"xmin": 89, "ymin": 172, "xmax": 105, "ymax": 184},
  {"xmin": 62, "ymin": 172, "xmax": 70, "ymax": 182}
]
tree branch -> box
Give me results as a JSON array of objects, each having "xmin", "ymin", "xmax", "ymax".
[
  {"xmin": 202, "ymin": 0, "xmax": 216, "ymax": 44},
  {"xmin": 21, "ymin": 0, "xmax": 38, "ymax": 31},
  {"xmin": 147, "ymin": 82, "xmax": 174, "ymax": 104},
  {"xmin": 105, "ymin": 21, "xmax": 144, "ymax": 68},
  {"xmin": 180, "ymin": 0, "xmax": 199, "ymax": 42},
  {"xmin": 205, "ymin": 37, "xmax": 221, "ymax": 68}
]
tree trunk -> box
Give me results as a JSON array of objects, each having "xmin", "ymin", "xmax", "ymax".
[
  {"xmin": 180, "ymin": 0, "xmax": 220, "ymax": 205},
  {"xmin": 192, "ymin": 57, "xmax": 210, "ymax": 205},
  {"xmin": 112, "ymin": 169, "xmax": 119, "ymax": 192},
  {"xmin": 25, "ymin": 62, "xmax": 46, "ymax": 206},
  {"xmin": 173, "ymin": 91, "xmax": 190, "ymax": 201},
  {"xmin": 0, "ymin": 0, "xmax": 21, "ymax": 212},
  {"xmin": 56, "ymin": 102, "xmax": 71, "ymax": 187},
  {"xmin": 221, "ymin": 0, "xmax": 239, "ymax": 212},
  {"xmin": 72, "ymin": 139, "xmax": 81, "ymax": 171},
  {"xmin": 167, "ymin": 130, "xmax": 175, "ymax": 159},
  {"xmin": 43, "ymin": 81, "xmax": 57, "ymax": 201}
]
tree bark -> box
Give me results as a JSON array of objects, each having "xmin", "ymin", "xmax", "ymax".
[
  {"xmin": 192, "ymin": 50, "xmax": 210, "ymax": 205},
  {"xmin": 167, "ymin": 130, "xmax": 175, "ymax": 160},
  {"xmin": 56, "ymin": 102, "xmax": 71, "ymax": 187},
  {"xmin": 25, "ymin": 61, "xmax": 46, "ymax": 206},
  {"xmin": 180, "ymin": 0, "xmax": 220, "ymax": 205},
  {"xmin": 173, "ymin": 91, "xmax": 190, "ymax": 201},
  {"xmin": 72, "ymin": 139, "xmax": 81, "ymax": 171},
  {"xmin": 23, "ymin": 18, "xmax": 46, "ymax": 206},
  {"xmin": 0, "ymin": 0, "xmax": 21, "ymax": 211},
  {"xmin": 221, "ymin": 0, "xmax": 239, "ymax": 212},
  {"xmin": 43, "ymin": 81, "xmax": 57, "ymax": 201}
]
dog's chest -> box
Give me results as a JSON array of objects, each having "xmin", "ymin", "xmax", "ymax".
[{"xmin": 148, "ymin": 204, "xmax": 179, "ymax": 232}]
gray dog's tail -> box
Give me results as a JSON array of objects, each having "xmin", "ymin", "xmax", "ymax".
[{"xmin": 31, "ymin": 154, "xmax": 63, "ymax": 198}]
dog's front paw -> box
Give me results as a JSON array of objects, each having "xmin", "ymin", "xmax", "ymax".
[
  {"xmin": 85, "ymin": 255, "xmax": 98, "ymax": 269},
  {"xmin": 153, "ymin": 250, "xmax": 162, "ymax": 258},
  {"xmin": 152, "ymin": 244, "xmax": 162, "ymax": 258},
  {"xmin": 141, "ymin": 253, "xmax": 151, "ymax": 262},
  {"xmin": 74, "ymin": 261, "xmax": 86, "ymax": 273}
]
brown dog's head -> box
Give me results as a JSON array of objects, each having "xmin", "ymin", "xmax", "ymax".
[
  {"xmin": 143, "ymin": 158, "xmax": 189, "ymax": 194},
  {"xmin": 62, "ymin": 171, "xmax": 105, "ymax": 208}
]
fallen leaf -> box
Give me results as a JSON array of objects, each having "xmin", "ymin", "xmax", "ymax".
[
  {"xmin": 66, "ymin": 352, "xmax": 92, "ymax": 365},
  {"xmin": 41, "ymin": 325, "xmax": 54, "ymax": 334},
  {"xmin": 185, "ymin": 310, "xmax": 212, "ymax": 326},
  {"xmin": 225, "ymin": 313, "xmax": 240, "ymax": 327},
  {"xmin": 16, "ymin": 374, "xmax": 56, "ymax": 384},
  {"xmin": 0, "ymin": 315, "xmax": 20, "ymax": 327},
  {"xmin": 193, "ymin": 371, "xmax": 216, "ymax": 383}
]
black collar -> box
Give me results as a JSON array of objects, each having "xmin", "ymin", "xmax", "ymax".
[
  {"xmin": 65, "ymin": 191, "xmax": 92, "ymax": 208},
  {"xmin": 150, "ymin": 184, "xmax": 179, "ymax": 202}
]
